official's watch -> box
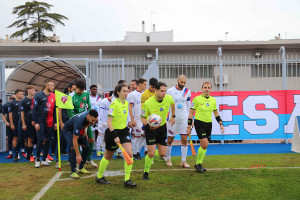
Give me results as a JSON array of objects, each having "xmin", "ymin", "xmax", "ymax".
[{"xmin": 172, "ymin": 115, "xmax": 176, "ymax": 118}]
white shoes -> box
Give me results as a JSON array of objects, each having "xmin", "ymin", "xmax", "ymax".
[
  {"xmin": 86, "ymin": 160, "xmax": 98, "ymax": 168},
  {"xmin": 41, "ymin": 160, "xmax": 51, "ymax": 166},
  {"xmin": 35, "ymin": 160, "xmax": 41, "ymax": 168}
]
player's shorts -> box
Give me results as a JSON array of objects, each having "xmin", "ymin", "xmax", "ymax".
[
  {"xmin": 194, "ymin": 120, "xmax": 212, "ymax": 140},
  {"xmin": 10, "ymin": 123, "xmax": 19, "ymax": 137},
  {"xmin": 98, "ymin": 123, "xmax": 107, "ymax": 134},
  {"xmin": 18, "ymin": 123, "xmax": 35, "ymax": 140},
  {"xmin": 36, "ymin": 124, "xmax": 53, "ymax": 142},
  {"xmin": 105, "ymin": 127, "xmax": 131, "ymax": 151},
  {"xmin": 167, "ymin": 120, "xmax": 188, "ymax": 137},
  {"xmin": 63, "ymin": 130, "xmax": 89, "ymax": 148},
  {"xmin": 6, "ymin": 126, "xmax": 12, "ymax": 138},
  {"xmin": 87, "ymin": 126, "xmax": 93, "ymax": 139},
  {"xmin": 132, "ymin": 120, "xmax": 144, "ymax": 137},
  {"xmin": 145, "ymin": 124, "xmax": 167, "ymax": 146}
]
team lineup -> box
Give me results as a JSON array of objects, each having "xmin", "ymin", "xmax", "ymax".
[{"xmin": 1, "ymin": 75, "xmax": 225, "ymax": 188}]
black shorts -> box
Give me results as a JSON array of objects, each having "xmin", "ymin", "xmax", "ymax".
[
  {"xmin": 6, "ymin": 126, "xmax": 12, "ymax": 138},
  {"xmin": 194, "ymin": 120, "xmax": 212, "ymax": 140},
  {"xmin": 105, "ymin": 127, "xmax": 131, "ymax": 151},
  {"xmin": 10, "ymin": 124, "xmax": 19, "ymax": 137},
  {"xmin": 145, "ymin": 124, "xmax": 167, "ymax": 146}
]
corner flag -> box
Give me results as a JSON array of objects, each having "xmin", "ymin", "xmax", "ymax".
[{"xmin": 55, "ymin": 90, "xmax": 74, "ymax": 109}]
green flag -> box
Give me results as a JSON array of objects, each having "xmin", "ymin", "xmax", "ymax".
[{"xmin": 55, "ymin": 90, "xmax": 74, "ymax": 109}]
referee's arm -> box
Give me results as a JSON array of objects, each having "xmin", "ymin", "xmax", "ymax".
[{"xmin": 213, "ymin": 110, "xmax": 225, "ymax": 133}]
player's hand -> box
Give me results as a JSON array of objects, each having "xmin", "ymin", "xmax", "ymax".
[
  {"xmin": 11, "ymin": 124, "xmax": 15, "ymax": 131},
  {"xmin": 131, "ymin": 132, "xmax": 135, "ymax": 137},
  {"xmin": 5, "ymin": 122, "xmax": 10, "ymax": 127},
  {"xmin": 31, "ymin": 121, "xmax": 35, "ymax": 126},
  {"xmin": 54, "ymin": 123, "xmax": 57, "ymax": 131},
  {"xmin": 220, "ymin": 124, "xmax": 225, "ymax": 133},
  {"xmin": 84, "ymin": 132, "xmax": 88, "ymax": 139},
  {"xmin": 131, "ymin": 119, "xmax": 137, "ymax": 127},
  {"xmin": 114, "ymin": 137, "xmax": 120, "ymax": 145},
  {"xmin": 22, "ymin": 124, "xmax": 27, "ymax": 131},
  {"xmin": 170, "ymin": 117, "xmax": 175, "ymax": 127},
  {"xmin": 59, "ymin": 122, "xmax": 64, "ymax": 130},
  {"xmin": 76, "ymin": 154, "xmax": 83, "ymax": 165},
  {"xmin": 35, "ymin": 123, "xmax": 40, "ymax": 132}
]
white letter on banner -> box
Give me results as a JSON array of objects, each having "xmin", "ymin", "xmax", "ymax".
[
  {"xmin": 212, "ymin": 96, "xmax": 239, "ymax": 135},
  {"xmin": 284, "ymin": 95, "xmax": 300, "ymax": 134},
  {"xmin": 243, "ymin": 95, "xmax": 279, "ymax": 134}
]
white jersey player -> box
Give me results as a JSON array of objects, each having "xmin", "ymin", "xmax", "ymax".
[
  {"xmin": 127, "ymin": 78, "xmax": 147, "ymax": 160},
  {"xmin": 166, "ymin": 75, "xmax": 191, "ymax": 168},
  {"xmin": 96, "ymin": 92, "xmax": 113, "ymax": 156}
]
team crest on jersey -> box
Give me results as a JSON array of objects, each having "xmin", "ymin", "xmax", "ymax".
[
  {"xmin": 123, "ymin": 110, "xmax": 126, "ymax": 114},
  {"xmin": 83, "ymin": 97, "xmax": 86, "ymax": 101},
  {"xmin": 108, "ymin": 108, "xmax": 113, "ymax": 115},
  {"xmin": 141, "ymin": 109, "xmax": 145, "ymax": 116},
  {"xmin": 200, "ymin": 102, "xmax": 204, "ymax": 106},
  {"xmin": 160, "ymin": 108, "xmax": 163, "ymax": 112},
  {"xmin": 75, "ymin": 129, "xmax": 79, "ymax": 134},
  {"xmin": 80, "ymin": 102, "xmax": 84, "ymax": 108},
  {"xmin": 206, "ymin": 103, "xmax": 209, "ymax": 106},
  {"xmin": 61, "ymin": 96, "xmax": 68, "ymax": 104}
]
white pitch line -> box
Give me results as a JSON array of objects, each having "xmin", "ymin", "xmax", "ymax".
[
  {"xmin": 32, "ymin": 172, "xmax": 62, "ymax": 200},
  {"xmin": 57, "ymin": 166, "xmax": 300, "ymax": 181}
]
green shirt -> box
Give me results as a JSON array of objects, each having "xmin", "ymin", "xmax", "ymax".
[
  {"xmin": 191, "ymin": 94, "xmax": 217, "ymax": 123},
  {"xmin": 67, "ymin": 91, "xmax": 91, "ymax": 118},
  {"xmin": 141, "ymin": 95, "xmax": 174, "ymax": 126},
  {"xmin": 108, "ymin": 98, "xmax": 128, "ymax": 129}
]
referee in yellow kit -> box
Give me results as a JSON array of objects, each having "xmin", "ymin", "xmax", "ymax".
[
  {"xmin": 96, "ymin": 84, "xmax": 137, "ymax": 187},
  {"xmin": 187, "ymin": 82, "xmax": 225, "ymax": 173}
]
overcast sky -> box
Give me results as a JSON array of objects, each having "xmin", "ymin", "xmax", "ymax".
[{"xmin": 0, "ymin": 0, "xmax": 300, "ymax": 42}]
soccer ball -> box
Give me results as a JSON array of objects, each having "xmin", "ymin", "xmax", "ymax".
[{"xmin": 148, "ymin": 114, "xmax": 162, "ymax": 128}]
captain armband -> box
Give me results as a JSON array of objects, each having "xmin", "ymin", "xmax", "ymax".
[{"xmin": 188, "ymin": 118, "xmax": 193, "ymax": 126}]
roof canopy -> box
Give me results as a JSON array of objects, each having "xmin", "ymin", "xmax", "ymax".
[{"xmin": 5, "ymin": 58, "xmax": 85, "ymax": 93}]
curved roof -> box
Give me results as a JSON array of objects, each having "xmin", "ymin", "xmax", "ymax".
[{"xmin": 5, "ymin": 57, "xmax": 85, "ymax": 93}]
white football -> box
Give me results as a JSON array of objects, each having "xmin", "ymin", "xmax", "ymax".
[{"xmin": 148, "ymin": 114, "xmax": 162, "ymax": 128}]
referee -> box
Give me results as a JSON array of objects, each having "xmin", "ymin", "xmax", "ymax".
[
  {"xmin": 187, "ymin": 82, "xmax": 225, "ymax": 173},
  {"xmin": 96, "ymin": 84, "xmax": 137, "ymax": 187}
]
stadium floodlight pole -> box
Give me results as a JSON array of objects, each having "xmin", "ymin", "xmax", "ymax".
[
  {"xmin": 217, "ymin": 47, "xmax": 224, "ymax": 144},
  {"xmin": 280, "ymin": 46, "xmax": 288, "ymax": 144}
]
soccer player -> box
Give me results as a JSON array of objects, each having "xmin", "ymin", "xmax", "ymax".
[
  {"xmin": 89, "ymin": 84, "xmax": 101, "ymax": 154},
  {"xmin": 166, "ymin": 75, "xmax": 191, "ymax": 167},
  {"xmin": 141, "ymin": 82, "xmax": 175, "ymax": 180},
  {"xmin": 96, "ymin": 84, "xmax": 137, "ymax": 187},
  {"xmin": 127, "ymin": 78, "xmax": 147, "ymax": 160},
  {"xmin": 63, "ymin": 110, "xmax": 98, "ymax": 178},
  {"xmin": 9, "ymin": 89, "xmax": 24, "ymax": 161},
  {"xmin": 15, "ymin": 85, "xmax": 36, "ymax": 162},
  {"xmin": 129, "ymin": 79, "xmax": 137, "ymax": 92},
  {"xmin": 187, "ymin": 82, "xmax": 225, "ymax": 173},
  {"xmin": 141, "ymin": 77, "xmax": 158, "ymax": 108},
  {"xmin": 2, "ymin": 95, "xmax": 16, "ymax": 159},
  {"xmin": 68, "ymin": 80, "xmax": 98, "ymax": 168},
  {"xmin": 33, "ymin": 81, "xmax": 57, "ymax": 167},
  {"xmin": 97, "ymin": 91, "xmax": 113, "ymax": 156}
]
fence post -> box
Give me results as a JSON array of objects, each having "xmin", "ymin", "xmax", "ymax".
[
  {"xmin": 0, "ymin": 60, "xmax": 6, "ymax": 152},
  {"xmin": 85, "ymin": 59, "xmax": 90, "ymax": 90},
  {"xmin": 217, "ymin": 47, "xmax": 224, "ymax": 144},
  {"xmin": 279, "ymin": 46, "xmax": 288, "ymax": 144}
]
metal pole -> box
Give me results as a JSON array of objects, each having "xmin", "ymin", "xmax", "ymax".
[
  {"xmin": 85, "ymin": 60, "xmax": 90, "ymax": 90},
  {"xmin": 0, "ymin": 60, "xmax": 6, "ymax": 152},
  {"xmin": 217, "ymin": 47, "xmax": 223, "ymax": 91},
  {"xmin": 279, "ymin": 46, "xmax": 288, "ymax": 144},
  {"xmin": 155, "ymin": 48, "xmax": 159, "ymax": 61},
  {"xmin": 121, "ymin": 59, "xmax": 125, "ymax": 80},
  {"xmin": 217, "ymin": 47, "xmax": 224, "ymax": 144}
]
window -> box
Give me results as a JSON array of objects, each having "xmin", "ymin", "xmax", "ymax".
[
  {"xmin": 251, "ymin": 63, "xmax": 300, "ymax": 78},
  {"xmin": 159, "ymin": 65, "xmax": 214, "ymax": 79},
  {"xmin": 147, "ymin": 36, "xmax": 150, "ymax": 42}
]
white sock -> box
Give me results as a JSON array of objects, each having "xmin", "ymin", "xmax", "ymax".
[
  {"xmin": 132, "ymin": 137, "xmax": 139, "ymax": 154},
  {"xmin": 181, "ymin": 145, "xmax": 188, "ymax": 162},
  {"xmin": 99, "ymin": 134, "xmax": 105, "ymax": 152},
  {"xmin": 143, "ymin": 137, "xmax": 148, "ymax": 152},
  {"xmin": 9, "ymin": 151, "xmax": 12, "ymax": 155},
  {"xmin": 21, "ymin": 149, "xmax": 25, "ymax": 153},
  {"xmin": 96, "ymin": 134, "xmax": 101, "ymax": 152},
  {"xmin": 167, "ymin": 145, "xmax": 172, "ymax": 159}
]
